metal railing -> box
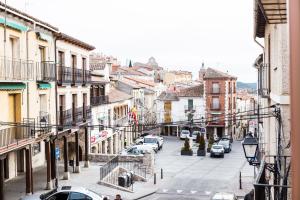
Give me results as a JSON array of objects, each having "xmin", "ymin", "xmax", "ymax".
[
  {"xmin": 73, "ymin": 107, "xmax": 83, "ymax": 124},
  {"xmin": 0, "ymin": 57, "xmax": 34, "ymax": 81},
  {"xmin": 91, "ymin": 95, "xmax": 109, "ymax": 106},
  {"xmin": 0, "ymin": 126, "xmax": 33, "ymax": 148},
  {"xmin": 36, "ymin": 61, "xmax": 55, "ymax": 81},
  {"xmin": 58, "ymin": 108, "xmax": 72, "ymax": 130},
  {"xmin": 83, "ymin": 70, "xmax": 91, "ymax": 85},
  {"xmin": 37, "ymin": 111, "xmax": 51, "ymax": 135},
  {"xmin": 100, "ymin": 156, "xmax": 119, "ymax": 181},
  {"xmin": 57, "ymin": 66, "xmax": 72, "ymax": 85},
  {"xmin": 72, "ymin": 68, "xmax": 83, "ymax": 85},
  {"xmin": 184, "ymin": 105, "xmax": 196, "ymax": 112},
  {"xmin": 254, "ymin": 156, "xmax": 291, "ymax": 200}
]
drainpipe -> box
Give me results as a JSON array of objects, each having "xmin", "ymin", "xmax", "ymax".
[
  {"xmin": 289, "ymin": 0, "xmax": 300, "ymax": 199},
  {"xmin": 54, "ymin": 37, "xmax": 58, "ymax": 135}
]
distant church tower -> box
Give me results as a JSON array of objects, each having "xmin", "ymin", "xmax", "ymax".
[{"xmin": 198, "ymin": 62, "xmax": 206, "ymax": 83}]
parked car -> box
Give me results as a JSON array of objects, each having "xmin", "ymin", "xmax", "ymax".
[
  {"xmin": 191, "ymin": 131, "xmax": 201, "ymax": 141},
  {"xmin": 218, "ymin": 139, "xmax": 232, "ymax": 153},
  {"xmin": 180, "ymin": 130, "xmax": 191, "ymax": 140},
  {"xmin": 221, "ymin": 135, "xmax": 233, "ymax": 143},
  {"xmin": 144, "ymin": 135, "xmax": 163, "ymax": 150},
  {"xmin": 211, "ymin": 192, "xmax": 237, "ymax": 200},
  {"xmin": 20, "ymin": 186, "xmax": 105, "ymax": 200},
  {"xmin": 210, "ymin": 145, "xmax": 225, "ymax": 158},
  {"xmin": 121, "ymin": 144, "xmax": 155, "ymax": 155},
  {"xmin": 142, "ymin": 136, "xmax": 159, "ymax": 152},
  {"xmin": 135, "ymin": 132, "xmax": 150, "ymax": 144}
]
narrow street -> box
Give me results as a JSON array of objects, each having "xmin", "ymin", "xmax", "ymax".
[{"xmin": 143, "ymin": 136, "xmax": 254, "ymax": 199}]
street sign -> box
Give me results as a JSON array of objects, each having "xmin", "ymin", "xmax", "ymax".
[{"xmin": 55, "ymin": 147, "xmax": 60, "ymax": 160}]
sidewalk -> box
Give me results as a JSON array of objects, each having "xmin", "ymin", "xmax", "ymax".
[
  {"xmin": 232, "ymin": 161, "xmax": 254, "ymax": 198},
  {"xmin": 5, "ymin": 161, "xmax": 167, "ymax": 200}
]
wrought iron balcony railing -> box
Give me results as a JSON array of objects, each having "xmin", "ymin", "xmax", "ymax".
[
  {"xmin": 36, "ymin": 111, "xmax": 52, "ymax": 135},
  {"xmin": 72, "ymin": 68, "xmax": 83, "ymax": 85},
  {"xmin": 0, "ymin": 57, "xmax": 34, "ymax": 81},
  {"xmin": 91, "ymin": 95, "xmax": 109, "ymax": 106},
  {"xmin": 58, "ymin": 108, "xmax": 72, "ymax": 130},
  {"xmin": 83, "ymin": 70, "xmax": 91, "ymax": 85},
  {"xmin": 57, "ymin": 66, "xmax": 72, "ymax": 85},
  {"xmin": 36, "ymin": 61, "xmax": 56, "ymax": 81}
]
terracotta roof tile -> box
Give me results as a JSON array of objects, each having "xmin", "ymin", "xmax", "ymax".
[
  {"xmin": 176, "ymin": 84, "xmax": 204, "ymax": 97},
  {"xmin": 108, "ymin": 88, "xmax": 132, "ymax": 103},
  {"xmin": 203, "ymin": 68, "xmax": 237, "ymax": 79}
]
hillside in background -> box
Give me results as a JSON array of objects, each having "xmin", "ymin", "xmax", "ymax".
[{"xmin": 237, "ymin": 82, "xmax": 257, "ymax": 91}]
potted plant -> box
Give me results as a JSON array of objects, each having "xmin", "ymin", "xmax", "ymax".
[
  {"xmin": 207, "ymin": 136, "xmax": 214, "ymax": 152},
  {"xmin": 181, "ymin": 138, "xmax": 193, "ymax": 156},
  {"xmin": 197, "ymin": 134, "xmax": 206, "ymax": 156}
]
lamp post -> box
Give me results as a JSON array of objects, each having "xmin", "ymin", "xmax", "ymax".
[{"xmin": 242, "ymin": 133, "xmax": 259, "ymax": 166}]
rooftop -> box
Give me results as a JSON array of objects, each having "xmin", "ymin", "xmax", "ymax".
[
  {"xmin": 203, "ymin": 68, "xmax": 237, "ymax": 80},
  {"xmin": 157, "ymin": 91, "xmax": 179, "ymax": 101},
  {"xmin": 176, "ymin": 84, "xmax": 204, "ymax": 97},
  {"xmin": 108, "ymin": 88, "xmax": 132, "ymax": 103},
  {"xmin": 56, "ymin": 33, "xmax": 95, "ymax": 50}
]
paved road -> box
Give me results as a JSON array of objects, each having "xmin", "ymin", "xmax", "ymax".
[{"xmin": 142, "ymin": 137, "xmax": 253, "ymax": 199}]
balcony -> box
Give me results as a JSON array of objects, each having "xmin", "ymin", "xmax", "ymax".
[
  {"xmin": 58, "ymin": 108, "xmax": 72, "ymax": 131},
  {"xmin": 83, "ymin": 70, "xmax": 91, "ymax": 85},
  {"xmin": 72, "ymin": 107, "xmax": 83, "ymax": 125},
  {"xmin": 36, "ymin": 61, "xmax": 56, "ymax": 82},
  {"xmin": 184, "ymin": 105, "xmax": 196, "ymax": 113},
  {"xmin": 36, "ymin": 111, "xmax": 52, "ymax": 135},
  {"xmin": 258, "ymin": 63, "xmax": 270, "ymax": 98},
  {"xmin": 57, "ymin": 66, "xmax": 72, "ymax": 85},
  {"xmin": 72, "ymin": 68, "xmax": 83, "ymax": 85},
  {"xmin": 0, "ymin": 57, "xmax": 34, "ymax": 81},
  {"xmin": 91, "ymin": 95, "xmax": 109, "ymax": 106},
  {"xmin": 0, "ymin": 126, "xmax": 34, "ymax": 152},
  {"xmin": 83, "ymin": 105, "xmax": 91, "ymax": 121}
]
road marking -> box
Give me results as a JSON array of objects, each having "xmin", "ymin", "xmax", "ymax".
[
  {"xmin": 162, "ymin": 189, "xmax": 168, "ymax": 193},
  {"xmin": 205, "ymin": 191, "xmax": 211, "ymax": 195},
  {"xmin": 177, "ymin": 190, "xmax": 183, "ymax": 193},
  {"xmin": 191, "ymin": 190, "xmax": 197, "ymax": 194}
]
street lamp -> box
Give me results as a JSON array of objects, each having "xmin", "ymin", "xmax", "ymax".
[{"xmin": 242, "ymin": 133, "xmax": 259, "ymax": 165}]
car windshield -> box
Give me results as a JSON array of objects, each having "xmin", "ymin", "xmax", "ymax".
[
  {"xmin": 213, "ymin": 146, "xmax": 223, "ymax": 149},
  {"xmin": 218, "ymin": 141, "xmax": 228, "ymax": 145},
  {"xmin": 181, "ymin": 130, "xmax": 190, "ymax": 134},
  {"xmin": 144, "ymin": 138, "xmax": 157, "ymax": 143},
  {"xmin": 193, "ymin": 131, "xmax": 200, "ymax": 135}
]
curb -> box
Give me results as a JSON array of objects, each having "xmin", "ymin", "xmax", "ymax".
[{"xmin": 133, "ymin": 190, "xmax": 157, "ymax": 200}]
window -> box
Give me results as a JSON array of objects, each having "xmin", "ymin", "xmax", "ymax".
[
  {"xmin": 228, "ymin": 82, "xmax": 231, "ymax": 93},
  {"xmin": 69, "ymin": 192, "xmax": 92, "ymax": 200},
  {"xmin": 212, "ymin": 97, "xmax": 220, "ymax": 109},
  {"xmin": 212, "ymin": 83, "xmax": 220, "ymax": 93},
  {"xmin": 39, "ymin": 46, "xmax": 46, "ymax": 62},
  {"xmin": 47, "ymin": 192, "xmax": 69, "ymax": 200},
  {"xmin": 228, "ymin": 97, "xmax": 231, "ymax": 109},
  {"xmin": 188, "ymin": 99, "xmax": 193, "ymax": 110}
]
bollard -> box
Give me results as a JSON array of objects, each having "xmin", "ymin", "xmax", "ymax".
[
  {"xmin": 239, "ymin": 171, "xmax": 242, "ymax": 189},
  {"xmin": 161, "ymin": 168, "xmax": 163, "ymax": 179},
  {"xmin": 154, "ymin": 173, "xmax": 157, "ymax": 184}
]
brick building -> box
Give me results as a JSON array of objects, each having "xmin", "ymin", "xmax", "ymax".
[{"xmin": 203, "ymin": 68, "xmax": 237, "ymax": 138}]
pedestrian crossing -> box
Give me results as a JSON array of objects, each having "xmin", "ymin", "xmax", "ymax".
[{"xmin": 156, "ymin": 188, "xmax": 212, "ymax": 196}]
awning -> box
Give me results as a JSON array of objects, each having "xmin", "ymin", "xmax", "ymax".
[
  {"xmin": 0, "ymin": 18, "xmax": 28, "ymax": 31},
  {"xmin": 0, "ymin": 83, "xmax": 26, "ymax": 90},
  {"xmin": 38, "ymin": 83, "xmax": 51, "ymax": 89}
]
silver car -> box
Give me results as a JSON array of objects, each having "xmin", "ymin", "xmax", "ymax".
[
  {"xmin": 210, "ymin": 145, "xmax": 225, "ymax": 158},
  {"xmin": 20, "ymin": 186, "xmax": 105, "ymax": 200}
]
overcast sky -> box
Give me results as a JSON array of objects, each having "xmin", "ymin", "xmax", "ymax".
[{"xmin": 8, "ymin": 0, "xmax": 262, "ymax": 82}]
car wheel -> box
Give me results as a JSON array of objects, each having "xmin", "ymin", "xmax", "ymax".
[{"xmin": 221, "ymin": 154, "xmax": 224, "ymax": 158}]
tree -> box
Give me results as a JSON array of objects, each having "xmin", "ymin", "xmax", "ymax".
[
  {"xmin": 196, "ymin": 133, "xmax": 201, "ymax": 144},
  {"xmin": 198, "ymin": 134, "xmax": 205, "ymax": 150},
  {"xmin": 182, "ymin": 138, "xmax": 191, "ymax": 151},
  {"xmin": 129, "ymin": 60, "xmax": 132, "ymax": 68}
]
